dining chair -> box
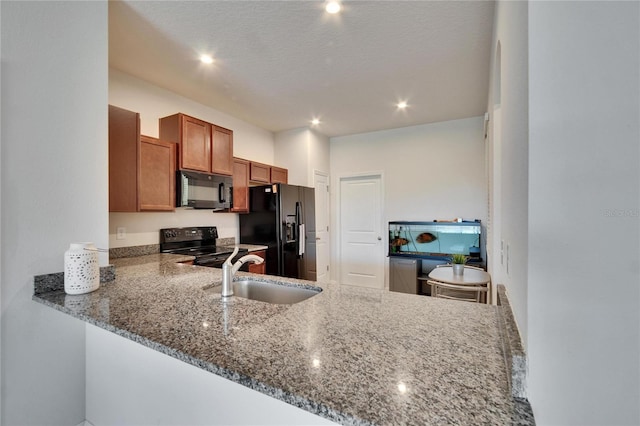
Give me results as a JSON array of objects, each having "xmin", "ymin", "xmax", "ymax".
[{"xmin": 427, "ymin": 280, "xmax": 488, "ymax": 303}]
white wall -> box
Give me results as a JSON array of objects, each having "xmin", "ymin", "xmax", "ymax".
[
  {"xmin": 109, "ymin": 211, "xmax": 237, "ymax": 248},
  {"xmin": 108, "ymin": 70, "xmax": 276, "ymax": 247},
  {"xmin": 330, "ymin": 117, "xmax": 487, "ymax": 281},
  {"xmin": 528, "ymin": 2, "xmax": 639, "ymax": 425},
  {"xmin": 1, "ymin": 2, "xmax": 108, "ymax": 424},
  {"xmin": 110, "ymin": 69, "xmax": 274, "ymax": 162},
  {"xmin": 275, "ymin": 127, "xmax": 330, "ymax": 187},
  {"xmin": 275, "ymin": 128, "xmax": 310, "ymax": 186},
  {"xmin": 486, "ymin": 1, "xmax": 529, "ymax": 343},
  {"xmin": 309, "ymin": 129, "xmax": 331, "ymax": 184},
  {"xmin": 86, "ymin": 324, "xmax": 335, "ymax": 425},
  {"xmin": 0, "ymin": 3, "xmax": 3, "ymax": 419},
  {"xmin": 330, "ymin": 117, "xmax": 487, "ymax": 221}
]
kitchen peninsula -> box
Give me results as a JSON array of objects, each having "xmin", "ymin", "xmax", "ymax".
[{"xmin": 33, "ymin": 254, "xmax": 529, "ymax": 425}]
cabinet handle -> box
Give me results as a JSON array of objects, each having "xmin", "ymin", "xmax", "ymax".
[{"xmin": 377, "ymin": 236, "xmax": 382, "ymax": 241}]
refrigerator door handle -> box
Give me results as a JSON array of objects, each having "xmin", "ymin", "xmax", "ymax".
[{"xmin": 295, "ymin": 201, "xmax": 304, "ymax": 256}]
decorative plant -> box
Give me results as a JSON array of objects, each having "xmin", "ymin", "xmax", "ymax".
[{"xmin": 451, "ymin": 253, "xmax": 467, "ymax": 264}]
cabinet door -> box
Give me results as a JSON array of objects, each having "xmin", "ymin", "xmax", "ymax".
[
  {"xmin": 270, "ymin": 166, "xmax": 288, "ymax": 184},
  {"xmin": 250, "ymin": 162, "xmax": 270, "ymax": 183},
  {"xmin": 232, "ymin": 157, "xmax": 249, "ymax": 213},
  {"xmin": 389, "ymin": 257, "xmax": 419, "ymax": 294},
  {"xmin": 180, "ymin": 115, "xmax": 211, "ymax": 172},
  {"xmin": 139, "ymin": 136, "xmax": 176, "ymax": 211},
  {"xmin": 109, "ymin": 105, "xmax": 139, "ymax": 212},
  {"xmin": 211, "ymin": 126, "xmax": 233, "ymax": 176},
  {"xmin": 248, "ymin": 250, "xmax": 266, "ymax": 274}
]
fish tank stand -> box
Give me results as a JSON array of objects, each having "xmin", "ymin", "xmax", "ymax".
[{"xmin": 388, "ymin": 221, "xmax": 484, "ymax": 295}]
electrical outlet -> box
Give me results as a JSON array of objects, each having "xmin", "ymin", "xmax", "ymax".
[{"xmin": 116, "ymin": 227, "xmax": 126, "ymax": 240}]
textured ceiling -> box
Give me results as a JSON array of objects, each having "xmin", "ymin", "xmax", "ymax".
[{"xmin": 109, "ymin": 1, "xmax": 495, "ymax": 137}]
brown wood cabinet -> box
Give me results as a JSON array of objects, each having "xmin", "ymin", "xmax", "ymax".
[
  {"xmin": 159, "ymin": 113, "xmax": 233, "ymax": 175},
  {"xmin": 249, "ymin": 161, "xmax": 289, "ymax": 184},
  {"xmin": 139, "ymin": 136, "xmax": 176, "ymax": 211},
  {"xmin": 232, "ymin": 157, "xmax": 249, "ymax": 213},
  {"xmin": 250, "ymin": 161, "xmax": 271, "ymax": 183},
  {"xmin": 212, "ymin": 126, "xmax": 234, "ymax": 175},
  {"xmin": 109, "ymin": 105, "xmax": 139, "ymax": 212},
  {"xmin": 248, "ymin": 250, "xmax": 266, "ymax": 274},
  {"xmin": 270, "ymin": 166, "xmax": 288, "ymax": 184},
  {"xmin": 159, "ymin": 113, "xmax": 210, "ymax": 172},
  {"xmin": 109, "ymin": 105, "xmax": 176, "ymax": 212}
]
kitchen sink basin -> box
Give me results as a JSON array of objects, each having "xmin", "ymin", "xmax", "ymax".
[{"xmin": 207, "ymin": 279, "xmax": 321, "ymax": 304}]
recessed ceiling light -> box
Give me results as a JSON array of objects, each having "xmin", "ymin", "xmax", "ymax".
[
  {"xmin": 311, "ymin": 118, "xmax": 321, "ymax": 126},
  {"xmin": 397, "ymin": 101, "xmax": 408, "ymax": 110},
  {"xmin": 325, "ymin": 1, "xmax": 341, "ymax": 14},
  {"xmin": 199, "ymin": 54, "xmax": 214, "ymax": 64}
]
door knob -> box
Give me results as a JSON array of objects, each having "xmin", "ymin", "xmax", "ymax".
[
  {"xmin": 316, "ymin": 237, "xmax": 321, "ymax": 240},
  {"xmin": 377, "ymin": 237, "xmax": 382, "ymax": 241}
]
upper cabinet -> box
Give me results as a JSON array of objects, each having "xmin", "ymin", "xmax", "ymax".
[
  {"xmin": 179, "ymin": 115, "xmax": 210, "ymax": 172},
  {"xmin": 249, "ymin": 161, "xmax": 288, "ymax": 184},
  {"xmin": 159, "ymin": 113, "xmax": 233, "ymax": 176},
  {"xmin": 270, "ymin": 166, "xmax": 288, "ymax": 184},
  {"xmin": 232, "ymin": 157, "xmax": 250, "ymax": 213},
  {"xmin": 109, "ymin": 105, "xmax": 176, "ymax": 212},
  {"xmin": 212, "ymin": 126, "xmax": 234, "ymax": 175},
  {"xmin": 250, "ymin": 161, "xmax": 271, "ymax": 183},
  {"xmin": 138, "ymin": 136, "xmax": 176, "ymax": 211}
]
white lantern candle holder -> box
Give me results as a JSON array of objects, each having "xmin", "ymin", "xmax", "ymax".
[{"xmin": 64, "ymin": 242, "xmax": 100, "ymax": 295}]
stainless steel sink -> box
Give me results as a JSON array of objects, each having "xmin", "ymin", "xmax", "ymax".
[{"xmin": 207, "ymin": 279, "xmax": 321, "ymax": 304}]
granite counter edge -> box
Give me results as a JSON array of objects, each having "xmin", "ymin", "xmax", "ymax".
[{"xmin": 31, "ymin": 293, "xmax": 371, "ymax": 426}]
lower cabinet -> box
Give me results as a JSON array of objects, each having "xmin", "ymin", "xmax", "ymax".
[
  {"xmin": 389, "ymin": 257, "xmax": 419, "ymax": 294},
  {"xmin": 248, "ymin": 250, "xmax": 266, "ymax": 274}
]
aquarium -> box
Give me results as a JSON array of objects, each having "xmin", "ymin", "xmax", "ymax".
[{"xmin": 388, "ymin": 221, "xmax": 482, "ymax": 260}]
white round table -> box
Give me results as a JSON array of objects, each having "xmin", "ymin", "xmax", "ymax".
[{"xmin": 428, "ymin": 266, "xmax": 491, "ymax": 303}]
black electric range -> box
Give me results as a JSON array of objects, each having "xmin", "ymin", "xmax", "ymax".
[{"xmin": 159, "ymin": 227, "xmax": 248, "ymax": 268}]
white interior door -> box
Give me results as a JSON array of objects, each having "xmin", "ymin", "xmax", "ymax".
[
  {"xmin": 314, "ymin": 171, "xmax": 330, "ymax": 283},
  {"xmin": 339, "ymin": 175, "xmax": 384, "ymax": 289}
]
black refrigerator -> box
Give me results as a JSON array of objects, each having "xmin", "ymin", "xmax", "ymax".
[{"xmin": 239, "ymin": 184, "xmax": 316, "ymax": 281}]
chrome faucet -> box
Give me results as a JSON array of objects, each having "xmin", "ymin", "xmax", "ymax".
[{"xmin": 221, "ymin": 247, "xmax": 264, "ymax": 298}]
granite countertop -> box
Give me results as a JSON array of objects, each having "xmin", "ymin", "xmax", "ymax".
[{"xmin": 33, "ymin": 254, "xmax": 518, "ymax": 425}]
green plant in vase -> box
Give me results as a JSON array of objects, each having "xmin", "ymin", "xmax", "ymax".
[{"xmin": 451, "ymin": 253, "xmax": 467, "ymax": 276}]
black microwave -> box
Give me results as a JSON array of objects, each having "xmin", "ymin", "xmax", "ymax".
[{"xmin": 177, "ymin": 170, "xmax": 233, "ymax": 210}]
